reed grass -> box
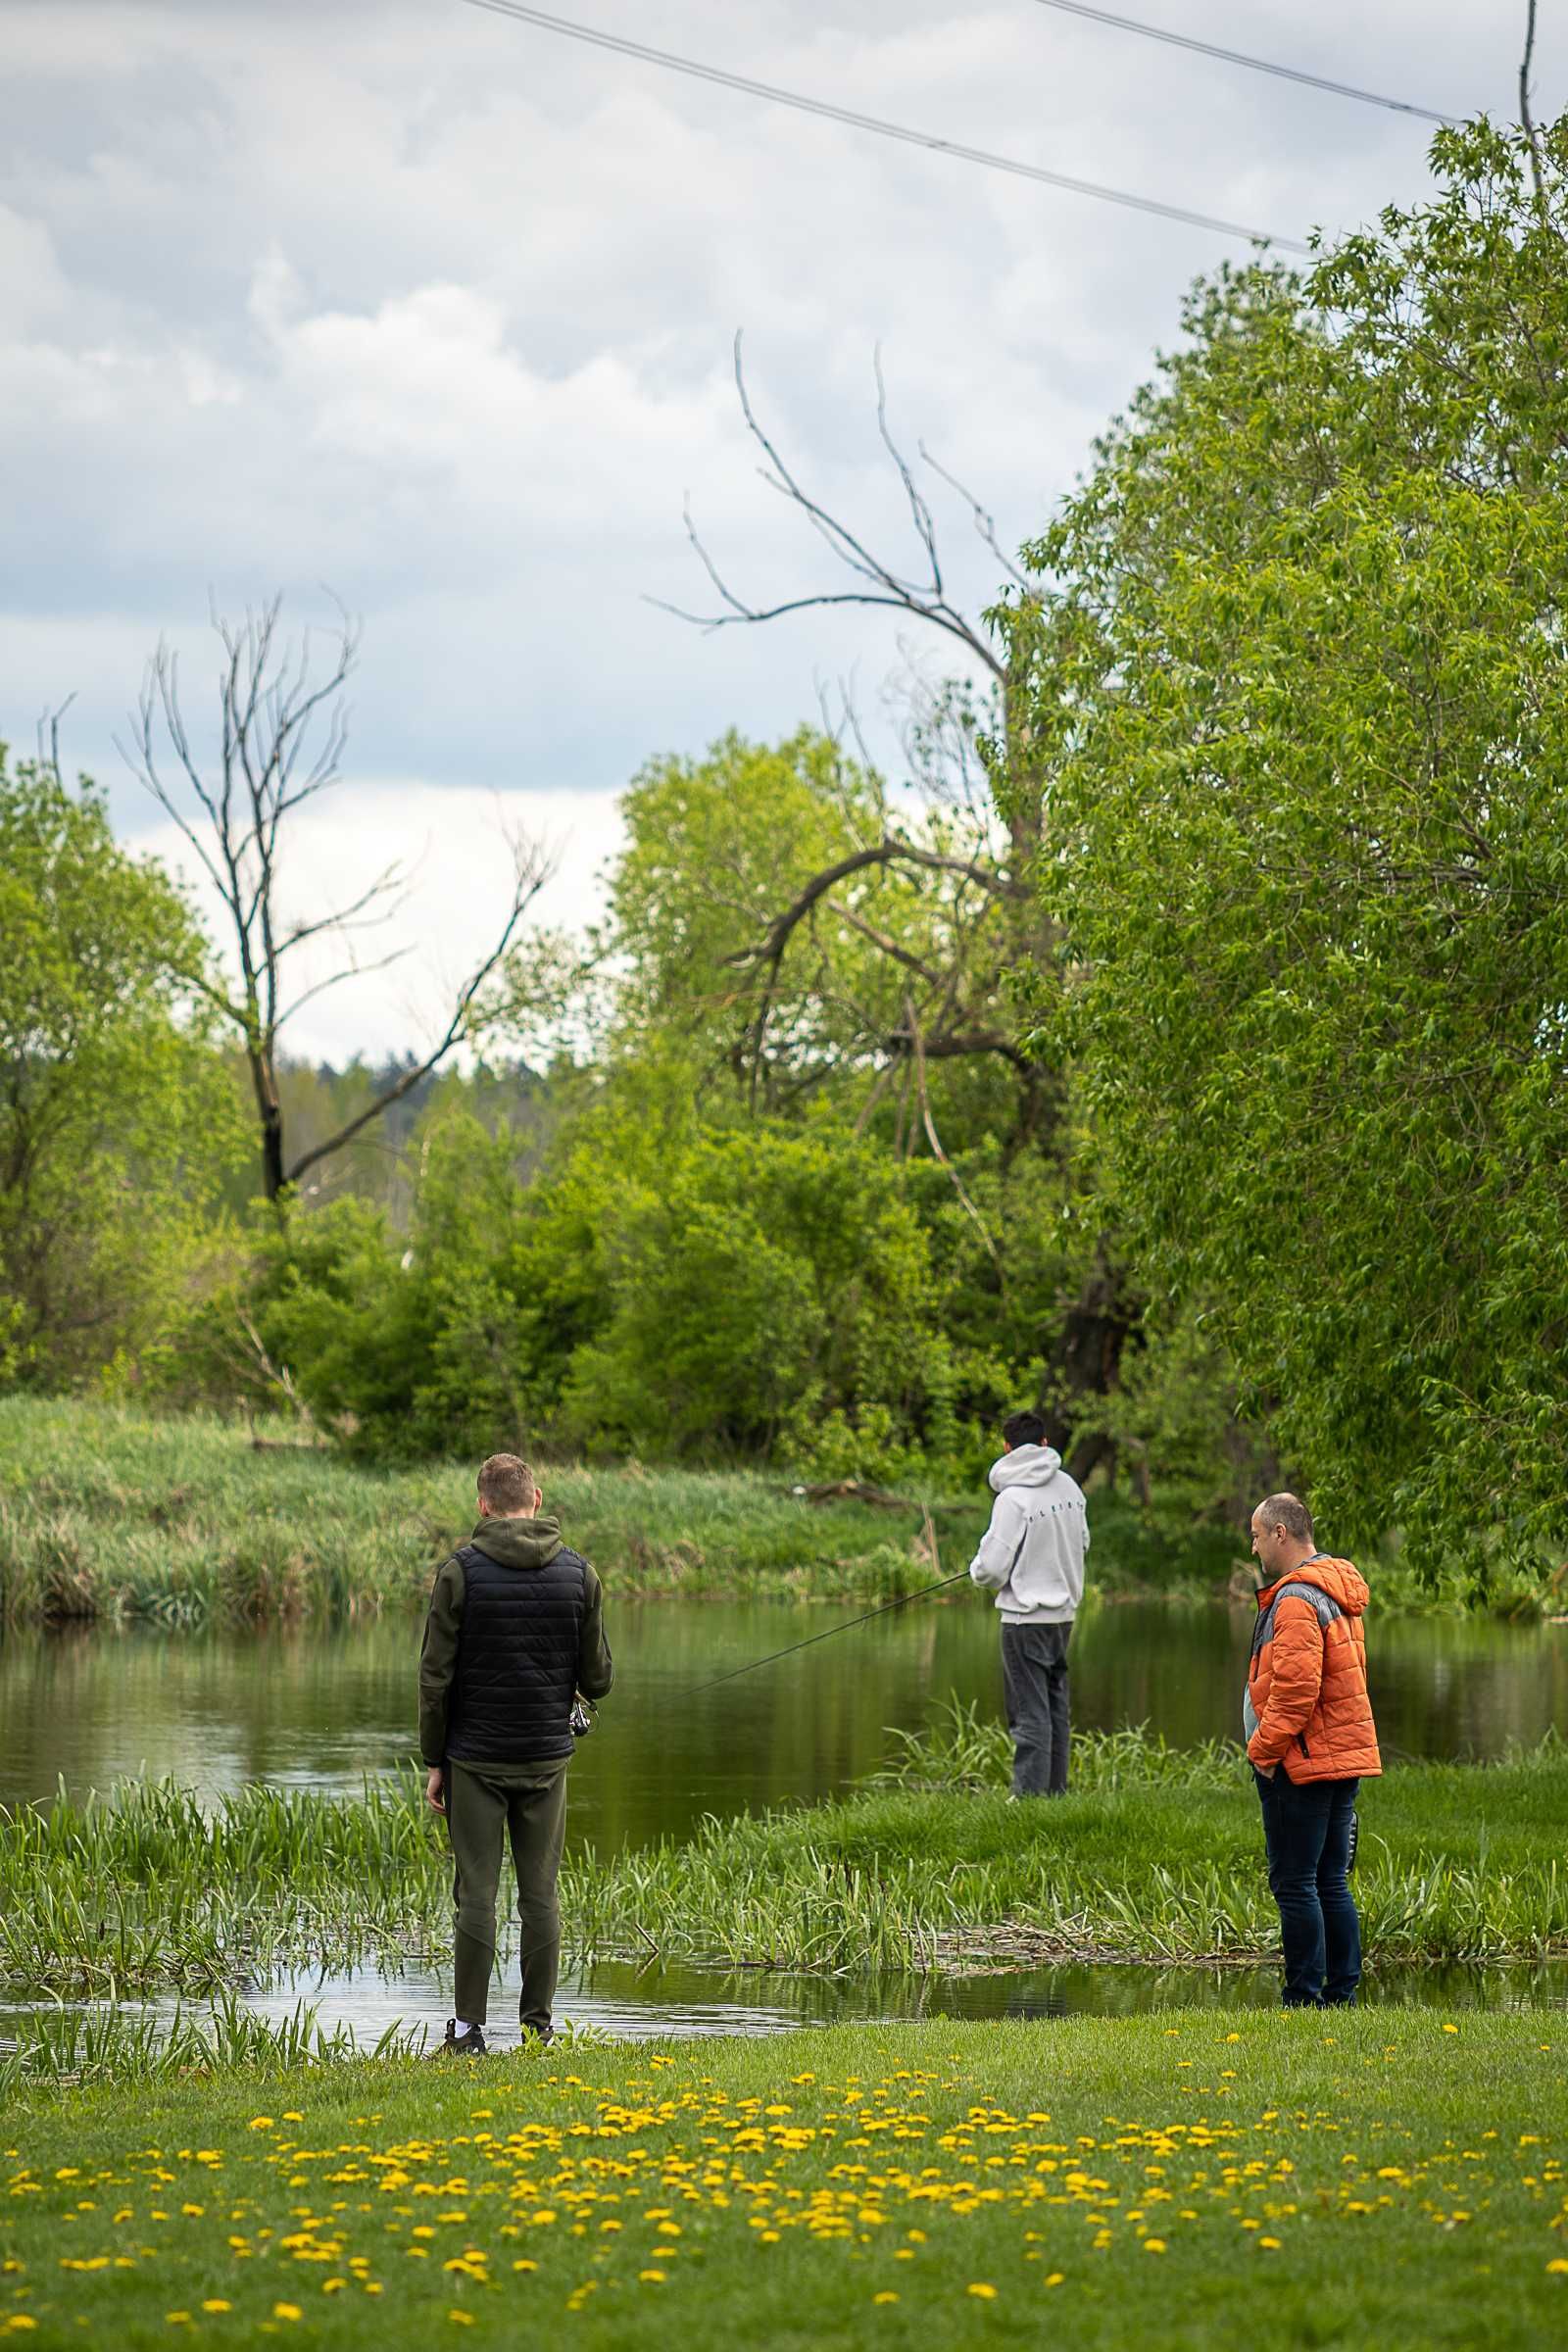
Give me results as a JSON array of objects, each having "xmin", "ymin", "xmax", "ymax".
[
  {"xmin": 0, "ymin": 1397, "xmax": 991, "ymax": 1626},
  {"xmin": 4, "ymin": 1397, "xmax": 1526, "ymax": 1625},
  {"xmin": 5, "ymin": 1733, "xmax": 1565, "ymax": 2009}
]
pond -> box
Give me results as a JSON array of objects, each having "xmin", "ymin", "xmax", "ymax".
[
  {"xmin": 2, "ymin": 1596, "xmax": 1563, "ymax": 2047},
  {"xmin": 2, "ymin": 1595, "xmax": 1564, "ymax": 1835}
]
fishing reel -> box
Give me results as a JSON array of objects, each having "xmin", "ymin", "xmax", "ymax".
[{"xmin": 569, "ymin": 1695, "xmax": 595, "ymax": 1740}]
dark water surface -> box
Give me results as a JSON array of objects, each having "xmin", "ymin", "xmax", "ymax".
[{"xmin": 2, "ymin": 1596, "xmax": 1564, "ymax": 1838}]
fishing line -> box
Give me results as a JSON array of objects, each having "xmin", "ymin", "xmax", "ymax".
[{"xmin": 688, "ymin": 1567, "xmax": 972, "ymax": 1694}]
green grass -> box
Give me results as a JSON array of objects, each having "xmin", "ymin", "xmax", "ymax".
[
  {"xmin": 3, "ymin": 2015, "xmax": 1566, "ymax": 2349},
  {"xmin": 2, "ymin": 1396, "xmax": 1525, "ymax": 1626},
  {"xmin": 0, "ymin": 1398, "xmax": 991, "ymax": 1626},
  {"xmin": 5, "ymin": 1732, "xmax": 1566, "ymax": 2025}
]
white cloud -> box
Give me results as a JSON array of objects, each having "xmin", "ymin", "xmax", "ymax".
[{"xmin": 2, "ymin": 0, "xmax": 1561, "ymax": 1061}]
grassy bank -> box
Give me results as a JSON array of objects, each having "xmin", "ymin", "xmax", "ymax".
[
  {"xmin": 1, "ymin": 1397, "xmax": 1532, "ymax": 1626},
  {"xmin": 0, "ymin": 1398, "xmax": 989, "ymax": 1626},
  {"xmin": 6, "ymin": 1732, "xmax": 1566, "ymax": 2015},
  {"xmin": 3, "ymin": 2016, "xmax": 1565, "ymax": 2349}
]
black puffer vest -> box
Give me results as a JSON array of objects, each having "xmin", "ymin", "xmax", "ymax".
[{"xmin": 446, "ymin": 1542, "xmax": 590, "ymax": 1763}]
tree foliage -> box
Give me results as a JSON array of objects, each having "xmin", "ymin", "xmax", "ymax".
[
  {"xmin": 0, "ymin": 747, "xmax": 242, "ymax": 1385},
  {"xmin": 1003, "ymin": 120, "xmax": 1568, "ymax": 1566}
]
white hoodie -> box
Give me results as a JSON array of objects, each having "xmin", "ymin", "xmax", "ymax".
[{"xmin": 967, "ymin": 1444, "xmax": 1089, "ymax": 1624}]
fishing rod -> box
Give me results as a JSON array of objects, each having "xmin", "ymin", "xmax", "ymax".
[{"xmin": 689, "ymin": 1567, "xmax": 972, "ymax": 1694}]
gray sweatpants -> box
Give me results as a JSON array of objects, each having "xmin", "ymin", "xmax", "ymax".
[{"xmin": 1001, "ymin": 1619, "xmax": 1073, "ymax": 1796}]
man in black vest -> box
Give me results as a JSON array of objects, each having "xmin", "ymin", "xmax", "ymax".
[{"xmin": 419, "ymin": 1450, "xmax": 613, "ymax": 2055}]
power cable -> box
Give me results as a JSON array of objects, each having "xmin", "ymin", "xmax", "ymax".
[
  {"xmin": 1028, "ymin": 0, "xmax": 1458, "ymax": 125},
  {"xmin": 688, "ymin": 1568, "xmax": 973, "ymax": 1694},
  {"xmin": 455, "ymin": 0, "xmax": 1311, "ymax": 252}
]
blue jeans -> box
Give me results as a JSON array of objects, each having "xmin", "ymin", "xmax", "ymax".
[{"xmin": 1253, "ymin": 1768, "xmax": 1361, "ymax": 2007}]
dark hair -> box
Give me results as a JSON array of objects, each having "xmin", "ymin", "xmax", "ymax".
[
  {"xmin": 1254, "ymin": 1491, "xmax": 1314, "ymax": 1544},
  {"xmin": 1003, "ymin": 1408, "xmax": 1048, "ymax": 1450},
  {"xmin": 477, "ymin": 1452, "xmax": 537, "ymax": 1512}
]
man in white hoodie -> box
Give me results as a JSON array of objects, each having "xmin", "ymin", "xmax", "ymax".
[{"xmin": 968, "ymin": 1409, "xmax": 1090, "ymax": 1796}]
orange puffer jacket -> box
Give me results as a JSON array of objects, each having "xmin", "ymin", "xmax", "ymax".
[{"xmin": 1245, "ymin": 1556, "xmax": 1382, "ymax": 1784}]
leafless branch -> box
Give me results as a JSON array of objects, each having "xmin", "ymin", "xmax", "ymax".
[
  {"xmin": 34, "ymin": 695, "xmax": 76, "ymax": 784},
  {"xmin": 826, "ymin": 900, "xmax": 945, "ymax": 986},
  {"xmin": 724, "ymin": 835, "xmax": 1016, "ymax": 1108},
  {"xmin": 648, "ymin": 332, "xmax": 1006, "ymax": 681},
  {"xmin": 282, "ymin": 831, "xmax": 554, "ymax": 1188},
  {"xmin": 906, "ymin": 994, "xmax": 1003, "ymax": 1269},
  {"xmin": 1521, "ymin": 0, "xmax": 1547, "ymax": 211},
  {"xmin": 730, "ymin": 839, "xmax": 1016, "ymax": 974},
  {"xmin": 916, "ymin": 441, "xmax": 1032, "ymax": 593},
  {"xmin": 234, "ymin": 1304, "xmax": 321, "ymax": 1434}
]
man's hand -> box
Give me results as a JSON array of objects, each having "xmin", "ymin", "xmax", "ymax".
[
  {"xmin": 1256, "ymin": 1761, "xmax": 1277, "ymax": 1781},
  {"xmin": 425, "ymin": 1766, "xmax": 446, "ymax": 1813}
]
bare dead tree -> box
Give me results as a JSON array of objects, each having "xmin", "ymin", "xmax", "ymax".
[
  {"xmin": 656, "ymin": 336, "xmax": 1054, "ymax": 1147},
  {"xmin": 1520, "ymin": 1, "xmax": 1547, "ymax": 211},
  {"xmin": 655, "ymin": 333, "xmax": 1043, "ymax": 860},
  {"xmin": 119, "ymin": 595, "xmax": 551, "ymax": 1202}
]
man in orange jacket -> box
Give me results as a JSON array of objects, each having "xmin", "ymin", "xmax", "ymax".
[{"xmin": 1245, "ymin": 1493, "xmax": 1382, "ymax": 2008}]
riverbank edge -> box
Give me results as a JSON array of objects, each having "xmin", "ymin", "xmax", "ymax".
[
  {"xmin": 3, "ymin": 2016, "xmax": 1564, "ymax": 2352},
  {"xmin": 1, "ymin": 1397, "xmax": 1543, "ymax": 1624}
]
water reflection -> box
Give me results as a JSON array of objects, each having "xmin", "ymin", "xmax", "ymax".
[
  {"xmin": 2, "ymin": 1601, "xmax": 1565, "ymax": 1841},
  {"xmin": 4, "ymin": 1953, "xmax": 1563, "ymax": 2063}
]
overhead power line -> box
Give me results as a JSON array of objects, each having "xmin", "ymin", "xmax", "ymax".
[
  {"xmin": 456, "ymin": 0, "xmax": 1311, "ymax": 252},
  {"xmin": 1028, "ymin": 0, "xmax": 1458, "ymax": 125}
]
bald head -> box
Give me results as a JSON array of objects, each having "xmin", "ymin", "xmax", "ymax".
[{"xmin": 1250, "ymin": 1492, "xmax": 1317, "ymax": 1581}]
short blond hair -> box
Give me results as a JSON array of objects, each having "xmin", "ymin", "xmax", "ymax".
[{"xmin": 477, "ymin": 1453, "xmax": 537, "ymax": 1512}]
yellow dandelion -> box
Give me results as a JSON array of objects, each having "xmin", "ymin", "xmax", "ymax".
[
  {"xmin": 272, "ymin": 2306, "xmax": 303, "ymax": 2323},
  {"xmin": 1145, "ymin": 2239, "xmax": 1167, "ymax": 2254},
  {"xmin": 248, "ymin": 2118, "xmax": 274, "ymax": 2131},
  {"xmin": 4, "ymin": 2323, "xmax": 38, "ymax": 2335},
  {"xmin": 512, "ymin": 2259, "xmax": 538, "ymax": 2273},
  {"xmin": 966, "ymin": 2282, "xmax": 998, "ymax": 2299},
  {"xmin": 1259, "ymin": 2237, "xmax": 1283, "ymax": 2251},
  {"xmin": 1547, "ymin": 2258, "xmax": 1568, "ymax": 2276},
  {"xmin": 1046, "ymin": 2273, "xmax": 1065, "ymax": 2287},
  {"xmin": 1442, "ymin": 2024, "xmax": 1458, "ymax": 2034},
  {"xmin": 639, "ymin": 2269, "xmax": 667, "ymax": 2282},
  {"xmin": 201, "ymin": 2304, "xmax": 231, "ymax": 2316},
  {"xmin": 448, "ymin": 2316, "xmax": 475, "ymax": 2328},
  {"xmin": 873, "ymin": 2291, "xmax": 900, "ymax": 2304}
]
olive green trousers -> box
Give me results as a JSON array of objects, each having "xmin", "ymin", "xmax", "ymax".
[{"xmin": 444, "ymin": 1756, "xmax": 569, "ymax": 2034}]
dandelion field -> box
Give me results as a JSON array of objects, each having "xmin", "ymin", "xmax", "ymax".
[{"xmin": 4, "ymin": 2016, "xmax": 1565, "ymax": 2349}]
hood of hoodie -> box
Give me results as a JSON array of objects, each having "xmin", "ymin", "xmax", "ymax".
[
  {"xmin": 988, "ymin": 1443, "xmax": 1062, "ymax": 1494},
  {"xmin": 1257, "ymin": 1554, "xmax": 1369, "ymax": 1617},
  {"xmin": 467, "ymin": 1514, "xmax": 564, "ymax": 1572}
]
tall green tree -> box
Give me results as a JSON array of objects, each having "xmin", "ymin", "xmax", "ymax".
[
  {"xmin": 1003, "ymin": 120, "xmax": 1568, "ymax": 1568},
  {"xmin": 0, "ymin": 747, "xmax": 242, "ymax": 1386}
]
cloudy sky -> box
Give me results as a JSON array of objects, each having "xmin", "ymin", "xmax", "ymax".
[{"xmin": 3, "ymin": 0, "xmax": 1556, "ymax": 1058}]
